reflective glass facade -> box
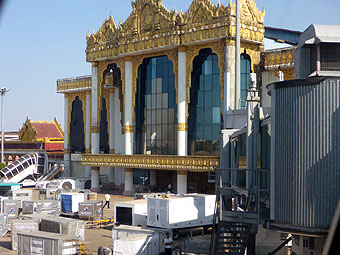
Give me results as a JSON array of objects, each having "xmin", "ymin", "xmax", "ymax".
[
  {"xmin": 134, "ymin": 55, "xmax": 177, "ymax": 155},
  {"xmin": 70, "ymin": 96, "xmax": 85, "ymax": 153},
  {"xmin": 188, "ymin": 48, "xmax": 221, "ymax": 155},
  {"xmin": 100, "ymin": 97, "xmax": 109, "ymax": 153},
  {"xmin": 240, "ymin": 53, "xmax": 251, "ymax": 108}
]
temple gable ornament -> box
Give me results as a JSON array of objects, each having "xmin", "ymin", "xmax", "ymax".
[{"xmin": 85, "ymin": 0, "xmax": 265, "ymax": 62}]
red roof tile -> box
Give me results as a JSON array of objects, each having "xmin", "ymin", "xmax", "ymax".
[{"xmin": 32, "ymin": 122, "xmax": 63, "ymax": 139}]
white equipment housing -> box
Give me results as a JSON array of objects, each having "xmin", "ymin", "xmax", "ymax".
[
  {"xmin": 147, "ymin": 194, "xmax": 216, "ymax": 229},
  {"xmin": 114, "ymin": 200, "xmax": 148, "ymax": 227}
]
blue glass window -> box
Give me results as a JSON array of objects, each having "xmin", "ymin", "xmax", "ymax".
[
  {"xmin": 240, "ymin": 53, "xmax": 251, "ymax": 108},
  {"xmin": 135, "ymin": 55, "xmax": 177, "ymax": 155},
  {"xmin": 188, "ymin": 48, "xmax": 221, "ymax": 155}
]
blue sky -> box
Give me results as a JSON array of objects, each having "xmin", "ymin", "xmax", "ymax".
[{"xmin": 0, "ymin": 0, "xmax": 340, "ymax": 131}]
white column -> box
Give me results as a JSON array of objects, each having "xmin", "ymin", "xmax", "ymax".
[
  {"xmin": 91, "ymin": 62, "xmax": 100, "ymax": 191},
  {"xmin": 64, "ymin": 96, "xmax": 69, "ymax": 153},
  {"xmin": 63, "ymin": 96, "xmax": 71, "ymax": 177},
  {"xmin": 177, "ymin": 49, "xmax": 187, "ymax": 156},
  {"xmin": 177, "ymin": 171, "xmax": 187, "ymax": 194},
  {"xmin": 124, "ymin": 60, "xmax": 133, "ymax": 155},
  {"xmin": 109, "ymin": 91, "xmax": 115, "ymax": 152},
  {"xmin": 124, "ymin": 59, "xmax": 134, "ymax": 194},
  {"xmin": 124, "ymin": 168, "xmax": 134, "ymax": 193},
  {"xmin": 91, "ymin": 167, "xmax": 100, "ymax": 189},
  {"xmin": 224, "ymin": 44, "xmax": 236, "ymax": 111},
  {"xmin": 177, "ymin": 48, "xmax": 188, "ymax": 194},
  {"xmin": 85, "ymin": 93, "xmax": 91, "ymax": 177},
  {"xmin": 150, "ymin": 170, "xmax": 156, "ymax": 186},
  {"xmin": 235, "ymin": 0, "xmax": 241, "ymax": 109}
]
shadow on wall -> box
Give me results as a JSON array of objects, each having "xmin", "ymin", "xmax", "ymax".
[{"xmin": 307, "ymin": 106, "xmax": 340, "ymax": 228}]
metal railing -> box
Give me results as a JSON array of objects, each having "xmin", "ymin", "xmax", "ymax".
[{"xmin": 215, "ymin": 168, "xmax": 270, "ymax": 224}]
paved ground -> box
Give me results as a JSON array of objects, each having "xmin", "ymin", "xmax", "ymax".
[{"xmin": 0, "ymin": 190, "xmax": 211, "ymax": 255}]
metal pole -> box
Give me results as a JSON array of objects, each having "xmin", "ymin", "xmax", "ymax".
[
  {"xmin": 1, "ymin": 92, "xmax": 4, "ymax": 163},
  {"xmin": 0, "ymin": 88, "xmax": 10, "ymax": 164},
  {"xmin": 235, "ymin": 0, "xmax": 241, "ymax": 109}
]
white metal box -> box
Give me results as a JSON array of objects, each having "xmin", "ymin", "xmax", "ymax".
[
  {"xmin": 60, "ymin": 192, "xmax": 85, "ymax": 213},
  {"xmin": 78, "ymin": 200, "xmax": 103, "ymax": 218},
  {"xmin": 22, "ymin": 200, "xmax": 61, "ymax": 215},
  {"xmin": 11, "ymin": 219, "xmax": 39, "ymax": 250},
  {"xmin": 8, "ymin": 189, "xmax": 33, "ymax": 207},
  {"xmin": 3, "ymin": 199, "xmax": 21, "ymax": 218},
  {"xmin": 17, "ymin": 231, "xmax": 80, "ymax": 255},
  {"xmin": 40, "ymin": 217, "xmax": 85, "ymax": 241},
  {"xmin": 0, "ymin": 196, "xmax": 8, "ymax": 213},
  {"xmin": 147, "ymin": 194, "xmax": 215, "ymax": 229},
  {"xmin": 0, "ymin": 213, "xmax": 8, "ymax": 237},
  {"xmin": 112, "ymin": 225, "xmax": 167, "ymax": 255},
  {"xmin": 114, "ymin": 199, "xmax": 147, "ymax": 227}
]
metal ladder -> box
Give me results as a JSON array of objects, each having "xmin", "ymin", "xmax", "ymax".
[
  {"xmin": 209, "ymin": 168, "xmax": 260, "ymax": 255},
  {"xmin": 73, "ymin": 240, "xmax": 93, "ymax": 255},
  {"xmin": 208, "ymin": 159, "xmax": 219, "ymax": 183}
]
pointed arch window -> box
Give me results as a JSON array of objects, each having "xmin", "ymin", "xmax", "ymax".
[
  {"xmin": 70, "ymin": 96, "xmax": 85, "ymax": 153},
  {"xmin": 240, "ymin": 53, "xmax": 251, "ymax": 108},
  {"xmin": 100, "ymin": 97, "xmax": 109, "ymax": 153},
  {"xmin": 188, "ymin": 48, "xmax": 222, "ymax": 155},
  {"xmin": 134, "ymin": 55, "xmax": 177, "ymax": 155}
]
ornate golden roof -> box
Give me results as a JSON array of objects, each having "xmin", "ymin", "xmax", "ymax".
[
  {"xmin": 18, "ymin": 117, "xmax": 64, "ymax": 143},
  {"xmin": 86, "ymin": 0, "xmax": 265, "ymax": 62},
  {"xmin": 262, "ymin": 47, "xmax": 296, "ymax": 69}
]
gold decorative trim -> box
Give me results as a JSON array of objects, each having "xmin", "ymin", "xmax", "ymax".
[
  {"xmin": 177, "ymin": 123, "xmax": 188, "ymax": 131},
  {"xmin": 64, "ymin": 149, "xmax": 70, "ymax": 154},
  {"xmin": 262, "ymin": 47, "xmax": 295, "ymax": 69},
  {"xmin": 124, "ymin": 125, "xmax": 134, "ymax": 133},
  {"xmin": 177, "ymin": 170, "xmax": 187, "ymax": 175},
  {"xmin": 81, "ymin": 154, "xmax": 220, "ymax": 172},
  {"xmin": 91, "ymin": 126, "xmax": 100, "ymax": 133},
  {"xmin": 57, "ymin": 76, "xmax": 91, "ymax": 93},
  {"xmin": 91, "ymin": 166, "xmax": 100, "ymax": 170},
  {"xmin": 178, "ymin": 46, "xmax": 186, "ymax": 53},
  {"xmin": 109, "ymin": 149, "xmax": 115, "ymax": 154},
  {"xmin": 85, "ymin": 148, "xmax": 91, "ymax": 153}
]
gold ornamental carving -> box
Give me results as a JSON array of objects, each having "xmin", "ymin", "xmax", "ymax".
[
  {"xmin": 263, "ymin": 47, "xmax": 296, "ymax": 69},
  {"xmin": 91, "ymin": 126, "xmax": 100, "ymax": 133},
  {"xmin": 85, "ymin": 0, "xmax": 265, "ymax": 62},
  {"xmin": 57, "ymin": 76, "xmax": 91, "ymax": 93},
  {"xmin": 123, "ymin": 125, "xmax": 134, "ymax": 134},
  {"xmin": 177, "ymin": 123, "xmax": 188, "ymax": 131},
  {"xmin": 81, "ymin": 153, "xmax": 220, "ymax": 172}
]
